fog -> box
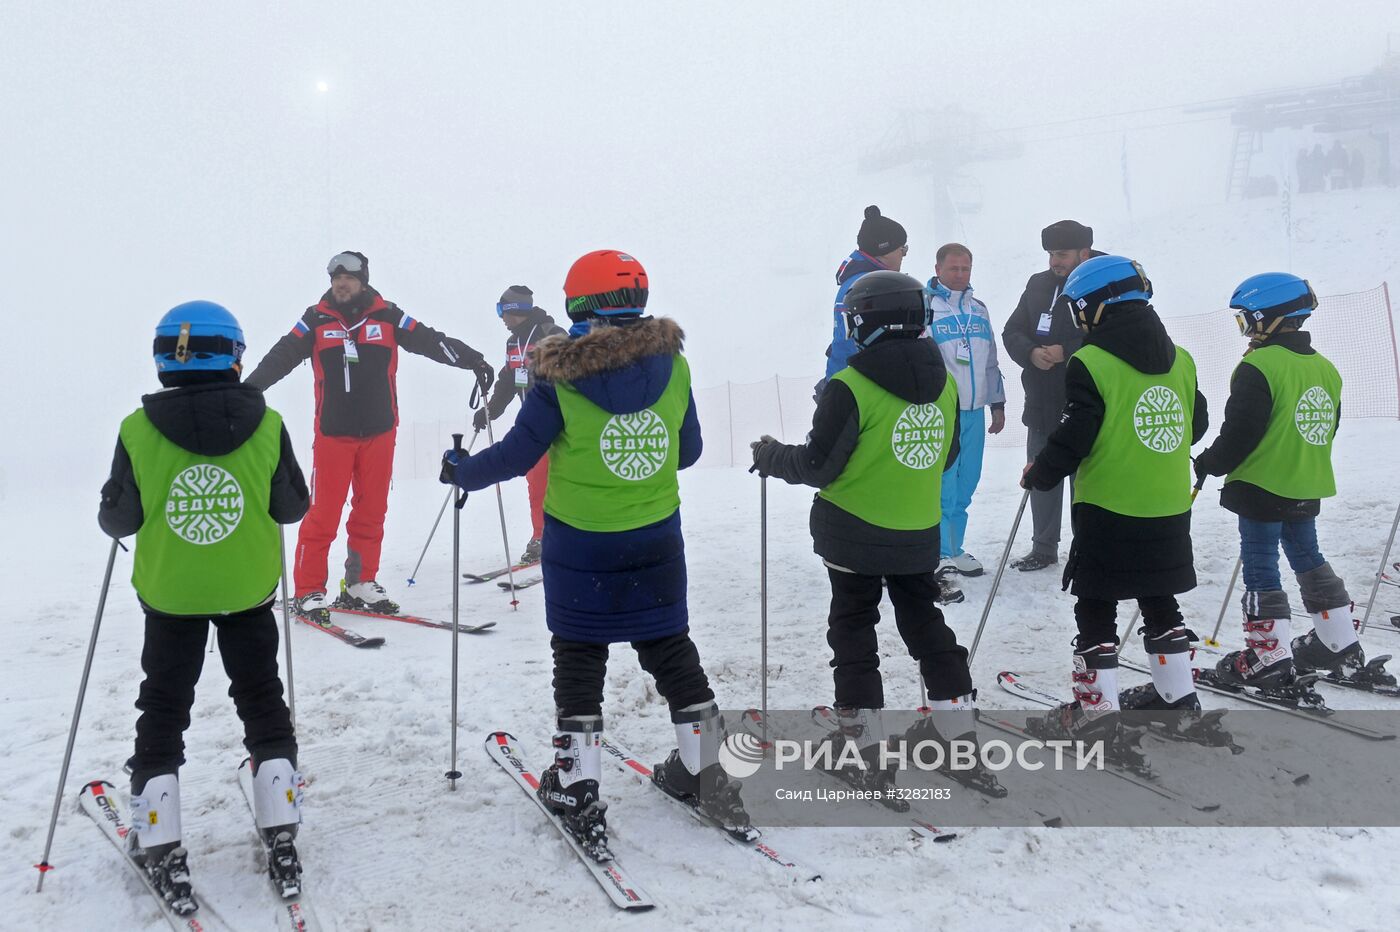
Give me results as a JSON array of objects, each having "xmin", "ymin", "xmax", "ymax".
[{"xmin": 3, "ymin": 0, "xmax": 1397, "ymax": 502}]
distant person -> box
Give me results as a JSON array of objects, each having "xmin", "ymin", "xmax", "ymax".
[
  {"xmin": 1000, "ymin": 220, "xmax": 1099, "ymax": 572},
  {"xmin": 474, "ymin": 285, "xmax": 567, "ymax": 565},
  {"xmin": 823, "ymin": 205, "xmax": 909, "ymax": 384},
  {"xmin": 926, "ymin": 243, "xmax": 1005, "ymax": 581},
  {"xmin": 246, "ymin": 252, "xmax": 494, "ymax": 619},
  {"xmin": 1327, "ymin": 140, "xmax": 1350, "ymax": 189},
  {"xmin": 1349, "ymin": 147, "xmax": 1366, "ymax": 189}
]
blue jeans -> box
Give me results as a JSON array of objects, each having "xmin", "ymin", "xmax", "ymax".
[
  {"xmin": 1238, "ymin": 516, "xmax": 1326, "ymax": 592},
  {"xmin": 940, "ymin": 407, "xmax": 986, "ymax": 558}
]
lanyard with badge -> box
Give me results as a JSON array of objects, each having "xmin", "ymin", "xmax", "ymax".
[
  {"xmin": 341, "ymin": 318, "xmax": 368, "ymax": 392},
  {"xmin": 1036, "ymin": 286, "xmax": 1059, "ymax": 338},
  {"xmin": 512, "ymin": 325, "xmax": 539, "ymax": 389}
]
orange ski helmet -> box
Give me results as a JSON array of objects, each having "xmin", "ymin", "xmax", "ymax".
[{"xmin": 563, "ymin": 249, "xmax": 649, "ymax": 321}]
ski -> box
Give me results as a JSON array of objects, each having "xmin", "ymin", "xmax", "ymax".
[
  {"xmin": 993, "ymin": 673, "xmax": 1221, "ymax": 811},
  {"xmin": 291, "ymin": 611, "xmax": 385, "ymax": 648},
  {"xmin": 463, "ymin": 561, "xmax": 540, "ymax": 583},
  {"xmin": 1188, "ymin": 640, "xmax": 1400, "ymax": 697},
  {"xmin": 498, "ymin": 575, "xmax": 542, "ymax": 592},
  {"xmin": 235, "ymin": 760, "xmax": 321, "ymax": 932},
  {"xmin": 325, "ymin": 605, "xmax": 496, "ymax": 635},
  {"xmin": 740, "ymin": 708, "xmax": 958, "ymax": 843},
  {"xmin": 78, "ymin": 779, "xmax": 235, "ymax": 932},
  {"xmin": 598, "ymin": 735, "xmax": 822, "ymax": 882},
  {"xmin": 1117, "ymin": 659, "xmax": 1395, "ymax": 741},
  {"xmin": 485, "ymin": 732, "xmax": 655, "ymax": 911}
]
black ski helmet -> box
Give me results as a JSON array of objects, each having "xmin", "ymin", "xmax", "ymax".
[{"xmin": 842, "ymin": 271, "xmax": 930, "ymax": 348}]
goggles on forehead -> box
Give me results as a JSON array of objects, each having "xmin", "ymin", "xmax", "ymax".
[{"xmin": 327, "ymin": 252, "xmax": 365, "ymax": 276}]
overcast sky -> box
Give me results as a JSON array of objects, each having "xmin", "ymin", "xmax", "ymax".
[{"xmin": 2, "ymin": 0, "xmax": 1397, "ymax": 496}]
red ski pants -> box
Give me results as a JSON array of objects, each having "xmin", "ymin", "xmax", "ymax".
[
  {"xmin": 295, "ymin": 429, "xmax": 396, "ymax": 596},
  {"xmin": 525, "ymin": 454, "xmax": 549, "ymax": 539}
]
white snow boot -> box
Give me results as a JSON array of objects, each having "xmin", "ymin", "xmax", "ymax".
[
  {"xmin": 339, "ymin": 579, "xmax": 399, "ymax": 614},
  {"xmin": 652, "ymin": 702, "xmax": 755, "ymax": 838},
  {"xmin": 251, "ymin": 757, "xmax": 304, "ymax": 897},
  {"xmin": 538, "ymin": 715, "xmax": 609, "ymax": 861},
  {"xmin": 130, "ymin": 773, "xmax": 195, "ymax": 914}
]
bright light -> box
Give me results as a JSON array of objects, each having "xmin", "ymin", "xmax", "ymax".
[{"xmin": 316, "ymin": 81, "xmax": 329, "ymax": 93}]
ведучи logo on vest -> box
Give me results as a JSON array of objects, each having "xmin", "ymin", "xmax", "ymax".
[
  {"xmin": 600, "ymin": 410, "xmax": 670, "ymax": 480},
  {"xmin": 1132, "ymin": 386, "xmax": 1185, "ymax": 453},
  {"xmin": 891, "ymin": 404, "xmax": 945, "ymax": 469},
  {"xmin": 166, "ymin": 464, "xmax": 244, "ymax": 544},
  {"xmin": 1295, "ymin": 386, "xmax": 1336, "ymax": 446}
]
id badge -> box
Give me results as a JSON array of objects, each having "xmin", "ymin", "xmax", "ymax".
[
  {"xmin": 514, "ymin": 366, "xmax": 530, "ymax": 387},
  {"xmin": 343, "ymin": 338, "xmax": 359, "ymax": 363},
  {"xmin": 1036, "ymin": 312, "xmax": 1053, "ymax": 336},
  {"xmin": 955, "ymin": 341, "xmax": 972, "ymax": 364}
]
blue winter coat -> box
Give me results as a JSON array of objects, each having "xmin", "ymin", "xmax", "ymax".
[
  {"xmin": 824, "ymin": 251, "xmax": 890, "ymax": 379},
  {"xmin": 446, "ymin": 317, "xmax": 702, "ymax": 643}
]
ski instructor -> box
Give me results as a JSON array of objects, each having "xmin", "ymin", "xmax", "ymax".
[{"xmin": 246, "ymin": 251, "xmax": 495, "ymax": 619}]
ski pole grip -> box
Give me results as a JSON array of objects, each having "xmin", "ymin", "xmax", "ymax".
[{"xmin": 453, "ymin": 433, "xmax": 464, "ymax": 454}]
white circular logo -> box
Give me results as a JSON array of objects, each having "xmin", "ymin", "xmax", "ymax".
[
  {"xmin": 167, "ymin": 464, "xmax": 244, "ymax": 545},
  {"xmin": 1133, "ymin": 386, "xmax": 1186, "ymax": 453},
  {"xmin": 600, "ymin": 410, "xmax": 670, "ymax": 481},
  {"xmin": 718, "ymin": 732, "xmax": 765, "ymax": 779},
  {"xmin": 891, "ymin": 404, "xmax": 945, "ymax": 469},
  {"xmin": 1295, "ymin": 386, "xmax": 1335, "ymax": 446}
]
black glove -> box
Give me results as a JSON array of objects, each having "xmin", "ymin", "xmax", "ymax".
[
  {"xmin": 440, "ymin": 448, "xmax": 466, "ymax": 486},
  {"xmin": 749, "ymin": 435, "xmax": 778, "ymax": 475},
  {"xmin": 473, "ymin": 408, "xmax": 489, "ymax": 432},
  {"xmin": 473, "ymin": 361, "xmax": 495, "ymax": 393},
  {"xmin": 1192, "ymin": 453, "xmax": 1211, "ymax": 483}
]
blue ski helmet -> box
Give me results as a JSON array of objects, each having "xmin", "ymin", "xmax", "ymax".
[
  {"xmin": 1062, "ymin": 255, "xmax": 1152, "ymax": 331},
  {"xmin": 152, "ymin": 301, "xmax": 246, "ymax": 373},
  {"xmin": 1229, "ymin": 272, "xmax": 1317, "ymax": 337}
]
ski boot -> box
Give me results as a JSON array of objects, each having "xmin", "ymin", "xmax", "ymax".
[
  {"xmin": 250, "ymin": 757, "xmax": 305, "ymax": 897},
  {"xmin": 905, "ymin": 692, "xmax": 1007, "ymax": 798},
  {"xmin": 1011, "ymin": 551, "xmax": 1058, "ymax": 573},
  {"xmin": 294, "ymin": 591, "xmax": 332, "ymax": 624},
  {"xmin": 129, "ymin": 773, "xmax": 198, "ymax": 915},
  {"xmin": 1025, "ymin": 642, "xmax": 1152, "ymax": 776},
  {"xmin": 1293, "ymin": 605, "xmax": 1398, "ymax": 693},
  {"xmin": 518, "ymin": 537, "xmax": 542, "ymax": 565},
  {"xmin": 934, "ymin": 566, "xmax": 965, "ymax": 605},
  {"xmin": 538, "ymin": 715, "xmax": 611, "ymax": 861},
  {"xmin": 652, "ymin": 702, "xmax": 758, "ymax": 840},
  {"xmin": 815, "ymin": 707, "xmax": 909, "ymax": 812},
  {"xmin": 1122, "ymin": 626, "xmax": 1238, "ymax": 751},
  {"xmin": 1210, "ymin": 615, "xmax": 1325, "ymax": 707},
  {"xmin": 337, "ymin": 580, "xmax": 400, "ymax": 614}
]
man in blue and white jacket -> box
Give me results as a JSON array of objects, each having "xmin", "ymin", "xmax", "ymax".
[
  {"xmin": 824, "ymin": 205, "xmax": 909, "ymax": 382},
  {"xmin": 925, "ymin": 243, "xmax": 1005, "ymax": 577}
]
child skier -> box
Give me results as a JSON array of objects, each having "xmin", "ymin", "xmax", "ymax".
[
  {"xmin": 472, "ymin": 285, "xmax": 567, "ymax": 565},
  {"xmin": 1019, "ymin": 256, "xmax": 1212, "ymax": 758},
  {"xmin": 98, "ymin": 301, "xmax": 308, "ymax": 912},
  {"xmin": 442, "ymin": 250, "xmax": 750, "ymax": 858},
  {"xmin": 1194, "ymin": 272, "xmax": 1395, "ymax": 692},
  {"xmin": 751, "ymin": 270, "xmax": 1003, "ymax": 798}
]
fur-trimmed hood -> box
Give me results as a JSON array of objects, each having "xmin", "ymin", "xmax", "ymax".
[{"xmin": 531, "ymin": 316, "xmax": 686, "ymax": 416}]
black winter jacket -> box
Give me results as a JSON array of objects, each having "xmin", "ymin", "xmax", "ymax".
[
  {"xmin": 754, "ymin": 337, "xmax": 960, "ymax": 576},
  {"xmin": 484, "ymin": 308, "xmax": 568, "ymax": 421},
  {"xmin": 1193, "ymin": 330, "xmax": 1335, "ymax": 521},
  {"xmin": 1001, "ymin": 254, "xmax": 1102, "ymax": 432},
  {"xmin": 1023, "ymin": 303, "xmax": 1208, "ymax": 600},
  {"xmin": 99, "ymin": 379, "xmax": 309, "ymax": 539}
]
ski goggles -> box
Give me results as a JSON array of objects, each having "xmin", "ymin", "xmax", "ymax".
[
  {"xmin": 1231, "ymin": 285, "xmax": 1316, "ymax": 335},
  {"xmin": 327, "ymin": 252, "xmax": 365, "ymax": 277},
  {"xmin": 496, "ymin": 300, "xmax": 532, "ymax": 317}
]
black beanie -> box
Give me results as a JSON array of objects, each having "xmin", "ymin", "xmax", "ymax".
[
  {"xmin": 1041, "ymin": 220, "xmax": 1093, "ymax": 251},
  {"xmin": 327, "ymin": 250, "xmax": 370, "ymax": 286},
  {"xmin": 498, "ymin": 285, "xmax": 533, "ymax": 310},
  {"xmin": 857, "ymin": 205, "xmax": 907, "ymax": 257}
]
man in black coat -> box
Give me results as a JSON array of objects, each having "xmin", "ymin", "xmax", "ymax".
[{"xmin": 1001, "ymin": 220, "xmax": 1100, "ymax": 571}]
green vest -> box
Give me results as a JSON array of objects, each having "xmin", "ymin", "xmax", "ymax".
[
  {"xmin": 818, "ymin": 366, "xmax": 958, "ymax": 531},
  {"xmin": 1227, "ymin": 345, "xmax": 1340, "ymax": 500},
  {"xmin": 1072, "ymin": 344, "xmax": 1196, "ymax": 518},
  {"xmin": 544, "ymin": 354, "xmax": 691, "ymax": 532},
  {"xmin": 119, "ymin": 407, "xmax": 283, "ymax": 616}
]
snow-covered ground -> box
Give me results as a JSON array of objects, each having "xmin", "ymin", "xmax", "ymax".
[{"xmin": 5, "ymin": 416, "xmax": 1399, "ymax": 930}]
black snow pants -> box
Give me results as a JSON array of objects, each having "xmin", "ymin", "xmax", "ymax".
[{"xmin": 552, "ymin": 632, "xmax": 715, "ymax": 721}]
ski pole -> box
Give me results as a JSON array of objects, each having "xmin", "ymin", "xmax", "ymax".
[
  {"xmin": 278, "ymin": 525, "xmax": 296, "ymax": 731},
  {"xmin": 35, "ymin": 538, "xmax": 119, "ymax": 892},
  {"xmin": 968, "ymin": 488, "xmax": 1031, "ymax": 667},
  {"xmin": 446, "ymin": 432, "xmax": 466, "ymax": 791},
  {"xmin": 484, "ymin": 414, "xmax": 519, "ymax": 609},
  {"xmin": 1205, "ymin": 557, "xmax": 1242, "ymax": 647},
  {"xmin": 759, "ymin": 474, "xmax": 769, "ymax": 747},
  {"xmin": 1360, "ymin": 497, "xmax": 1400, "ymax": 635},
  {"xmin": 407, "ymin": 429, "xmax": 481, "ymax": 586}
]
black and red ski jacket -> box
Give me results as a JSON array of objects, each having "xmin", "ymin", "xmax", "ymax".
[{"xmin": 246, "ymin": 288, "xmax": 488, "ymax": 438}]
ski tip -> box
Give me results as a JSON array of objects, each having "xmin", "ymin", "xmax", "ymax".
[{"xmin": 997, "ymin": 671, "xmax": 1019, "ymax": 684}]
